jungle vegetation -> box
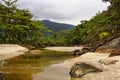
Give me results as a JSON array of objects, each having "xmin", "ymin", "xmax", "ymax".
[
  {"xmin": 65, "ymin": 0, "xmax": 120, "ymax": 46},
  {"xmin": 0, "ymin": 0, "xmax": 120, "ymax": 47}
]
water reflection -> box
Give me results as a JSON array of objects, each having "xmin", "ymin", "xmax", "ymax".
[
  {"xmin": 4, "ymin": 73, "xmax": 32, "ymax": 80},
  {"xmin": 0, "ymin": 49, "xmax": 72, "ymax": 80}
]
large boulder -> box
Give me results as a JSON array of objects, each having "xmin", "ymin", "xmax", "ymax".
[
  {"xmin": 97, "ymin": 37, "xmax": 120, "ymax": 50},
  {"xmin": 70, "ymin": 61, "xmax": 105, "ymax": 78},
  {"xmin": 109, "ymin": 48, "xmax": 120, "ymax": 57}
]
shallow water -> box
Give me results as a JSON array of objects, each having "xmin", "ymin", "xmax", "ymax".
[
  {"xmin": 33, "ymin": 62, "xmax": 71, "ymax": 80},
  {"xmin": 0, "ymin": 49, "xmax": 73, "ymax": 80}
]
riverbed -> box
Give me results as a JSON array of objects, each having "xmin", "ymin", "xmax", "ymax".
[
  {"xmin": 0, "ymin": 49, "xmax": 73, "ymax": 80},
  {"xmin": 0, "ymin": 46, "xmax": 117, "ymax": 80}
]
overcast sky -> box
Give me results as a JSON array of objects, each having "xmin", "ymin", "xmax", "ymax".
[{"xmin": 17, "ymin": 0, "xmax": 109, "ymax": 25}]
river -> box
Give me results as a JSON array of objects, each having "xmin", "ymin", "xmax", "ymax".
[{"xmin": 0, "ymin": 49, "xmax": 73, "ymax": 80}]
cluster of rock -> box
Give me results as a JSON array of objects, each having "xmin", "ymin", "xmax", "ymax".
[
  {"xmin": 69, "ymin": 48, "xmax": 120, "ymax": 79},
  {"xmin": 69, "ymin": 37, "xmax": 120, "ymax": 80},
  {"xmin": 70, "ymin": 58, "xmax": 119, "ymax": 78},
  {"xmin": 70, "ymin": 47, "xmax": 91, "ymax": 56},
  {"xmin": 71, "ymin": 47, "xmax": 120, "ymax": 58},
  {"xmin": 70, "ymin": 37, "xmax": 120, "ymax": 56}
]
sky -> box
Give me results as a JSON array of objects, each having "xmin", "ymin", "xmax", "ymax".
[{"xmin": 17, "ymin": 0, "xmax": 109, "ymax": 25}]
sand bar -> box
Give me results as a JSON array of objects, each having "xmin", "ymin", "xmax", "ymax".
[
  {"xmin": 45, "ymin": 46, "xmax": 83, "ymax": 52},
  {"xmin": 0, "ymin": 44, "xmax": 28, "ymax": 61}
]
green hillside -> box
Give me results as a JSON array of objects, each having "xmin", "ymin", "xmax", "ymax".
[
  {"xmin": 42, "ymin": 20, "xmax": 75, "ymax": 32},
  {"xmin": 67, "ymin": 0, "xmax": 120, "ymax": 45}
]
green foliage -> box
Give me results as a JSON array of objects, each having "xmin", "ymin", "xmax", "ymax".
[
  {"xmin": 66, "ymin": 0, "xmax": 120, "ymax": 45},
  {"xmin": 99, "ymin": 32, "xmax": 110, "ymax": 41},
  {"xmin": 0, "ymin": 0, "xmax": 46, "ymax": 47},
  {"xmin": 1, "ymin": 0, "xmax": 119, "ymax": 47},
  {"xmin": 40, "ymin": 20, "xmax": 75, "ymax": 46},
  {"xmin": 42, "ymin": 20, "xmax": 75, "ymax": 33}
]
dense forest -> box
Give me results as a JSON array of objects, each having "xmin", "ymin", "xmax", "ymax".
[
  {"xmin": 65, "ymin": 0, "xmax": 120, "ymax": 46},
  {"xmin": 41, "ymin": 20, "xmax": 75, "ymax": 46},
  {"xmin": 0, "ymin": 0, "xmax": 49, "ymax": 47},
  {"xmin": 0, "ymin": 0, "xmax": 120, "ymax": 47},
  {"xmin": 0, "ymin": 0, "xmax": 74, "ymax": 47}
]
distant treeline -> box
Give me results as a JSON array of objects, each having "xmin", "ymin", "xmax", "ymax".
[{"xmin": 0, "ymin": 0, "xmax": 120, "ymax": 47}]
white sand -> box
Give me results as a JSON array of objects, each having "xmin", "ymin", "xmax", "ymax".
[
  {"xmin": 0, "ymin": 44, "xmax": 28, "ymax": 61},
  {"xmin": 45, "ymin": 46, "xmax": 83, "ymax": 52}
]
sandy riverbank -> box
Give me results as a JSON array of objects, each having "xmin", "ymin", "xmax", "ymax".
[
  {"xmin": 45, "ymin": 46, "xmax": 83, "ymax": 52},
  {"xmin": 35, "ymin": 52, "xmax": 120, "ymax": 80},
  {"xmin": 0, "ymin": 44, "xmax": 28, "ymax": 61},
  {"xmin": 44, "ymin": 46, "xmax": 120, "ymax": 80}
]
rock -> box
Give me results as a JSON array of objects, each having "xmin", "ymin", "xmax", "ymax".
[
  {"xmin": 70, "ymin": 61, "xmax": 104, "ymax": 78},
  {"xmin": 70, "ymin": 49, "xmax": 80, "ymax": 56},
  {"xmin": 70, "ymin": 47, "xmax": 91, "ymax": 56},
  {"xmin": 97, "ymin": 37, "xmax": 120, "ymax": 50},
  {"xmin": 99, "ymin": 59, "xmax": 119, "ymax": 65},
  {"xmin": 109, "ymin": 48, "xmax": 120, "ymax": 57},
  {"xmin": 78, "ymin": 47, "xmax": 91, "ymax": 55},
  {"xmin": 71, "ymin": 70, "xmax": 120, "ymax": 80},
  {"xmin": 30, "ymin": 50, "xmax": 42, "ymax": 54}
]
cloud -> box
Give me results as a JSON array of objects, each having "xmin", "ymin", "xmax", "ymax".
[{"xmin": 17, "ymin": 0, "xmax": 109, "ymax": 25}]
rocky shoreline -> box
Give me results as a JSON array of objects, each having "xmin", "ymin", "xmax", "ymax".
[
  {"xmin": 63, "ymin": 52, "xmax": 120, "ymax": 80},
  {"xmin": 68, "ymin": 37, "xmax": 120, "ymax": 80}
]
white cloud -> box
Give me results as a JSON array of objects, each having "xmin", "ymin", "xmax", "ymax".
[{"xmin": 17, "ymin": 0, "xmax": 109, "ymax": 25}]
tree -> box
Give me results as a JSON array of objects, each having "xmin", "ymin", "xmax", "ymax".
[
  {"xmin": 66, "ymin": 0, "xmax": 120, "ymax": 46},
  {"xmin": 0, "ymin": 0, "xmax": 46, "ymax": 47}
]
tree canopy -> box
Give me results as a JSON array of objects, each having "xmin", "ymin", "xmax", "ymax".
[
  {"xmin": 65, "ymin": 0, "xmax": 120, "ymax": 46},
  {"xmin": 0, "ymin": 0, "xmax": 46, "ymax": 47}
]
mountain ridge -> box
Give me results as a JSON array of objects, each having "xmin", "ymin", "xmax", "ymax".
[{"xmin": 42, "ymin": 20, "xmax": 75, "ymax": 32}]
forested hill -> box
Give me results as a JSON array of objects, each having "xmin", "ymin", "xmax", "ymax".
[
  {"xmin": 42, "ymin": 20, "xmax": 75, "ymax": 32},
  {"xmin": 66, "ymin": 0, "xmax": 120, "ymax": 45}
]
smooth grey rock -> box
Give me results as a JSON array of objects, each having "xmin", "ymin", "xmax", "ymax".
[{"xmin": 97, "ymin": 37, "xmax": 120, "ymax": 50}]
